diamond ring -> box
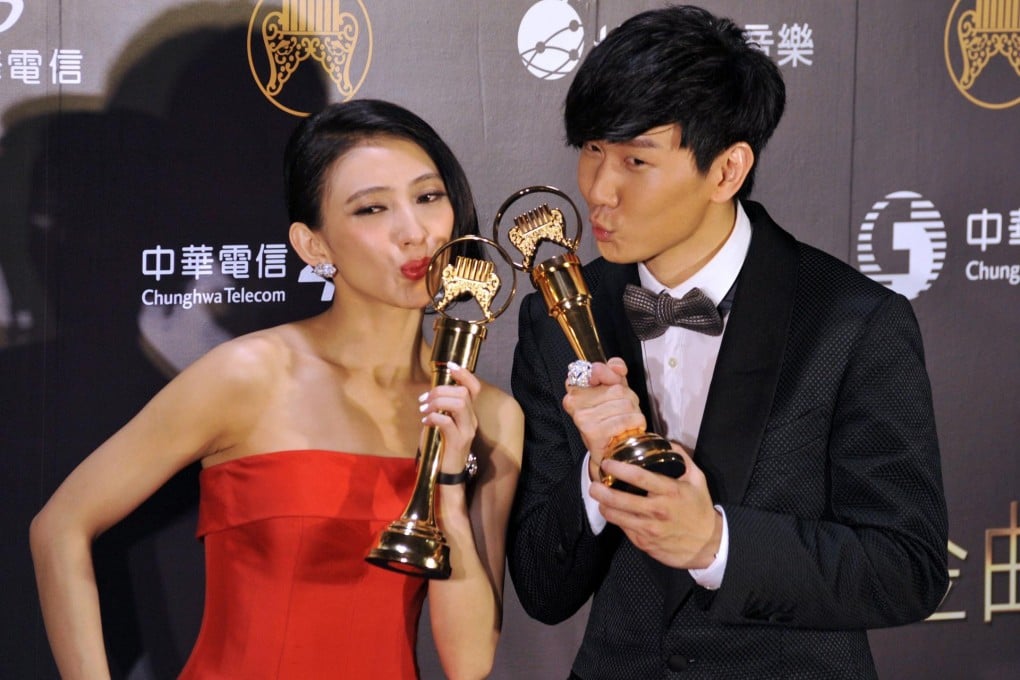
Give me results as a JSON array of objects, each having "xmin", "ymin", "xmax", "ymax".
[{"xmin": 566, "ymin": 360, "xmax": 593, "ymax": 388}]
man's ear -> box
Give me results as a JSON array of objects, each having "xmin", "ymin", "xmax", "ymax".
[
  {"xmin": 288, "ymin": 222, "xmax": 328, "ymax": 266},
  {"xmin": 711, "ymin": 142, "xmax": 754, "ymax": 203}
]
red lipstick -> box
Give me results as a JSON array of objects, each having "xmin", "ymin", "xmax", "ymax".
[{"xmin": 401, "ymin": 257, "xmax": 430, "ymax": 280}]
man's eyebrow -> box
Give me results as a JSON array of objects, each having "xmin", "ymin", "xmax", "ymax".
[
  {"xmin": 619, "ymin": 127, "xmax": 673, "ymax": 149},
  {"xmin": 624, "ymin": 137, "xmax": 662, "ymax": 149}
]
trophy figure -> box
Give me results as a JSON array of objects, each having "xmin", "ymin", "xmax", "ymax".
[
  {"xmin": 493, "ymin": 186, "xmax": 684, "ymax": 495},
  {"xmin": 366, "ymin": 235, "xmax": 516, "ymax": 578}
]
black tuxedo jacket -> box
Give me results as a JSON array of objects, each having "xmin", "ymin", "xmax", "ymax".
[{"xmin": 507, "ymin": 202, "xmax": 948, "ymax": 679}]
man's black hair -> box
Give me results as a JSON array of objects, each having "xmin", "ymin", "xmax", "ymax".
[{"xmin": 564, "ymin": 4, "xmax": 786, "ymax": 199}]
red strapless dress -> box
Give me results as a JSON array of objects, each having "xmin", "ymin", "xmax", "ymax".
[{"xmin": 178, "ymin": 450, "xmax": 426, "ymax": 679}]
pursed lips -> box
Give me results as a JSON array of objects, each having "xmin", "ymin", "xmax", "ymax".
[
  {"xmin": 589, "ymin": 215, "xmax": 613, "ymax": 242},
  {"xmin": 400, "ymin": 257, "xmax": 430, "ymax": 280}
]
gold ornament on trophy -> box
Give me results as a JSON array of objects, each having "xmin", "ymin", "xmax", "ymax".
[
  {"xmin": 493, "ymin": 186, "xmax": 684, "ymax": 495},
  {"xmin": 366, "ymin": 235, "xmax": 516, "ymax": 578}
]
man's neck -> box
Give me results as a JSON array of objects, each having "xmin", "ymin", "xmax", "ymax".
[{"xmin": 644, "ymin": 201, "xmax": 737, "ymax": 288}]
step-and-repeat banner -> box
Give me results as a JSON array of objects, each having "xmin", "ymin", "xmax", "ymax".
[{"xmin": 2, "ymin": 2, "xmax": 1017, "ymax": 678}]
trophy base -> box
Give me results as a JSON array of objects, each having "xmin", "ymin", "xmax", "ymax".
[
  {"xmin": 600, "ymin": 432, "xmax": 686, "ymax": 496},
  {"xmin": 365, "ymin": 522, "xmax": 451, "ymax": 579}
]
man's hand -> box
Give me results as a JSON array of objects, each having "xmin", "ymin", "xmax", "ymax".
[
  {"xmin": 589, "ymin": 448, "xmax": 722, "ymax": 569},
  {"xmin": 562, "ymin": 358, "xmax": 646, "ymax": 481}
]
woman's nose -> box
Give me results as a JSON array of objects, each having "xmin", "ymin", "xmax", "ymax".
[{"xmin": 395, "ymin": 204, "xmax": 429, "ymax": 245}]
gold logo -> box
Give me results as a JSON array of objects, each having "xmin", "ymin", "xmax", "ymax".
[
  {"xmin": 944, "ymin": 0, "xmax": 1020, "ymax": 109},
  {"xmin": 509, "ymin": 205, "xmax": 574, "ymax": 272},
  {"xmin": 436, "ymin": 257, "xmax": 502, "ymax": 322},
  {"xmin": 248, "ymin": 0, "xmax": 373, "ymax": 116}
]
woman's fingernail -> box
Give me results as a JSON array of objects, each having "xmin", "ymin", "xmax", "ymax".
[
  {"xmin": 448, "ymin": 361, "xmax": 460, "ymax": 371},
  {"xmin": 418, "ymin": 391, "xmax": 429, "ymax": 402},
  {"xmin": 419, "ymin": 403, "xmax": 428, "ymax": 413}
]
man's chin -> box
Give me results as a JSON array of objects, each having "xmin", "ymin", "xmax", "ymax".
[{"xmin": 596, "ymin": 244, "xmax": 639, "ymax": 265}]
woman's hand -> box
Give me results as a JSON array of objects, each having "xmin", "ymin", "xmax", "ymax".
[
  {"xmin": 423, "ymin": 368, "xmax": 523, "ymax": 680},
  {"xmin": 418, "ymin": 361, "xmax": 481, "ymax": 475}
]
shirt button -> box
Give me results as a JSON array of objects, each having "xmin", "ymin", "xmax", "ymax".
[{"xmin": 668, "ymin": 357, "xmax": 678, "ymax": 368}]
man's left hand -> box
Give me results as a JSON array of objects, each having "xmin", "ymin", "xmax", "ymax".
[{"xmin": 589, "ymin": 449, "xmax": 722, "ymax": 569}]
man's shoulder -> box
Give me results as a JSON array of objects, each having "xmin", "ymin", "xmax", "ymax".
[
  {"xmin": 794, "ymin": 234, "xmax": 899, "ymax": 307},
  {"xmin": 744, "ymin": 199, "xmax": 898, "ymax": 305}
]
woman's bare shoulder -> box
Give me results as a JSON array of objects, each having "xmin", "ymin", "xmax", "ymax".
[{"xmin": 180, "ymin": 322, "xmax": 307, "ymax": 390}]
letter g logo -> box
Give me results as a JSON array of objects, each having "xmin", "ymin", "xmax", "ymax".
[{"xmin": 856, "ymin": 191, "xmax": 948, "ymax": 300}]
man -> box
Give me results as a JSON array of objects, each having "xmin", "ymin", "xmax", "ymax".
[{"xmin": 506, "ymin": 5, "xmax": 948, "ymax": 679}]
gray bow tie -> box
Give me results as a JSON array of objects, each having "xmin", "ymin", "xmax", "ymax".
[{"xmin": 622, "ymin": 283, "xmax": 724, "ymax": 340}]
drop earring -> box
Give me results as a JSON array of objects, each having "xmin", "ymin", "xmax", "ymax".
[{"xmin": 312, "ymin": 262, "xmax": 337, "ymax": 279}]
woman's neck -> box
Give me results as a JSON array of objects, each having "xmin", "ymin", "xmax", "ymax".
[{"xmin": 309, "ymin": 301, "xmax": 432, "ymax": 385}]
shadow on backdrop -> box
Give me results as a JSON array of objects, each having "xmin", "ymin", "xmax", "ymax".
[{"xmin": 1, "ymin": 3, "xmax": 328, "ymax": 677}]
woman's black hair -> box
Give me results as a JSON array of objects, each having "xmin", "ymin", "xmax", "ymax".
[{"xmin": 283, "ymin": 99, "xmax": 479, "ymax": 239}]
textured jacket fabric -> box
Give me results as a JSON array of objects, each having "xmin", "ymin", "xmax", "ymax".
[{"xmin": 507, "ymin": 201, "xmax": 948, "ymax": 679}]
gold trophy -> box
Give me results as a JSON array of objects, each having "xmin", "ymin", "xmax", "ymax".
[
  {"xmin": 493, "ymin": 186, "xmax": 684, "ymax": 495},
  {"xmin": 366, "ymin": 235, "xmax": 516, "ymax": 578}
]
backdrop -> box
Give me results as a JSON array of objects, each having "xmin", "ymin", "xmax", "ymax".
[{"xmin": 2, "ymin": 1, "xmax": 1018, "ymax": 678}]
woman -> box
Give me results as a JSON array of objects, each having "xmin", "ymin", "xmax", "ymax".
[{"xmin": 30, "ymin": 99, "xmax": 523, "ymax": 680}]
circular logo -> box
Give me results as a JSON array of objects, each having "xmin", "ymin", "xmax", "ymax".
[
  {"xmin": 518, "ymin": 0, "xmax": 584, "ymax": 80},
  {"xmin": 856, "ymin": 191, "xmax": 948, "ymax": 300},
  {"xmin": 944, "ymin": 0, "xmax": 1020, "ymax": 109},
  {"xmin": 248, "ymin": 0, "xmax": 373, "ymax": 117}
]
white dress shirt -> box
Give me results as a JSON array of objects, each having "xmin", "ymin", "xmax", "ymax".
[{"xmin": 581, "ymin": 201, "xmax": 752, "ymax": 590}]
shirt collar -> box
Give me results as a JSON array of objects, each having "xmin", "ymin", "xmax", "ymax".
[{"xmin": 637, "ymin": 200, "xmax": 751, "ymax": 306}]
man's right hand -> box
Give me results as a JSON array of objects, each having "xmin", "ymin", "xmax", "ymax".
[{"xmin": 562, "ymin": 357, "xmax": 647, "ymax": 481}]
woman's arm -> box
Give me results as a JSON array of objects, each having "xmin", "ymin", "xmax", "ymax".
[
  {"xmin": 29, "ymin": 337, "xmax": 274, "ymax": 679},
  {"xmin": 421, "ymin": 366, "xmax": 524, "ymax": 680}
]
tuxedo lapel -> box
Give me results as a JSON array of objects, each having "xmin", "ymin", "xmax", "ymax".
[
  {"xmin": 662, "ymin": 203, "xmax": 800, "ymax": 621},
  {"xmin": 695, "ymin": 206, "xmax": 798, "ymax": 504}
]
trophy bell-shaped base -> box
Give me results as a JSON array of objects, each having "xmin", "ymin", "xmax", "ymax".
[
  {"xmin": 365, "ymin": 520, "xmax": 451, "ymax": 579},
  {"xmin": 600, "ymin": 432, "xmax": 686, "ymax": 496}
]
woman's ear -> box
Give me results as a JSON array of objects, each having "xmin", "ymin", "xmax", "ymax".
[
  {"xmin": 289, "ymin": 222, "xmax": 327, "ymax": 266},
  {"xmin": 711, "ymin": 142, "xmax": 754, "ymax": 203}
]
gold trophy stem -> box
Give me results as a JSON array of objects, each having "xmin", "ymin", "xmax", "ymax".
[
  {"xmin": 365, "ymin": 317, "xmax": 487, "ymax": 578},
  {"xmin": 531, "ymin": 253, "xmax": 607, "ymax": 362}
]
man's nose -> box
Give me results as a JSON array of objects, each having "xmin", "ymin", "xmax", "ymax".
[{"xmin": 584, "ymin": 160, "xmax": 619, "ymax": 208}]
